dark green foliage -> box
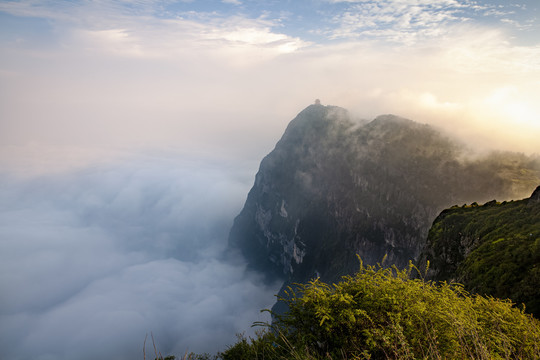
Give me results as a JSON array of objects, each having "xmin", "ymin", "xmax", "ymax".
[
  {"xmin": 219, "ymin": 332, "xmax": 287, "ymax": 360},
  {"xmin": 420, "ymin": 187, "xmax": 540, "ymax": 316},
  {"xmin": 220, "ymin": 261, "xmax": 540, "ymax": 360},
  {"xmin": 188, "ymin": 354, "xmax": 217, "ymax": 360}
]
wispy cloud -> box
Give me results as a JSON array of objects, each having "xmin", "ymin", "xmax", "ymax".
[
  {"xmin": 222, "ymin": 0, "xmax": 242, "ymax": 5},
  {"xmin": 324, "ymin": 0, "xmax": 524, "ymax": 44},
  {"xmin": 0, "ymin": 0, "xmax": 308, "ymax": 60},
  {"xmin": 1, "ymin": 2, "xmax": 539, "ymax": 154}
]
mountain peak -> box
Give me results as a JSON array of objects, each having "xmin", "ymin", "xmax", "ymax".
[
  {"xmin": 277, "ymin": 104, "xmax": 351, "ymax": 145},
  {"xmin": 229, "ymin": 104, "xmax": 540, "ymax": 288}
]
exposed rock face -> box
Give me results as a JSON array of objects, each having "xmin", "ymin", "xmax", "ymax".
[{"xmin": 228, "ymin": 104, "xmax": 540, "ymax": 289}]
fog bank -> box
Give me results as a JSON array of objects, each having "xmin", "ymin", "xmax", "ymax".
[{"xmin": 0, "ymin": 150, "xmax": 279, "ymax": 359}]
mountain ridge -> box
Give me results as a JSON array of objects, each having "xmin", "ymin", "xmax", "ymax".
[{"xmin": 228, "ymin": 103, "xmax": 540, "ymax": 295}]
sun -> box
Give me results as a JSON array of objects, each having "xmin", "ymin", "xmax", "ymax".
[
  {"xmin": 502, "ymin": 101, "xmax": 538, "ymax": 127},
  {"xmin": 485, "ymin": 86, "xmax": 540, "ymax": 129}
]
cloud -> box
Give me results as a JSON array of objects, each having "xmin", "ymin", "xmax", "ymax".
[
  {"xmin": 0, "ymin": 151, "xmax": 280, "ymax": 359},
  {"xmin": 2, "ymin": 17, "xmax": 539, "ymax": 157},
  {"xmin": 0, "ymin": 0, "xmax": 308, "ymax": 60},
  {"xmin": 222, "ymin": 0, "xmax": 242, "ymax": 5},
  {"xmin": 324, "ymin": 0, "xmax": 524, "ymax": 43}
]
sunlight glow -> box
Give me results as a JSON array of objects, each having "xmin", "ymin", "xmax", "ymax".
[{"xmin": 485, "ymin": 86, "xmax": 540, "ymax": 129}]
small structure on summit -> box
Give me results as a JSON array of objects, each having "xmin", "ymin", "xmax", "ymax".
[{"xmin": 314, "ymin": 99, "xmax": 321, "ymax": 105}]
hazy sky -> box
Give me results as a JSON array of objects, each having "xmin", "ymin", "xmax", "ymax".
[
  {"xmin": 1, "ymin": 1, "xmax": 540, "ymax": 359},
  {"xmin": 1, "ymin": 0, "xmax": 539, "ymax": 163}
]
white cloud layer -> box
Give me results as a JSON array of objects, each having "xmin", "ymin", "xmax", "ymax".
[{"xmin": 0, "ymin": 152, "xmax": 279, "ymax": 359}]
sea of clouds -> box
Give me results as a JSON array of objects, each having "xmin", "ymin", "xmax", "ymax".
[{"xmin": 0, "ymin": 149, "xmax": 279, "ymax": 360}]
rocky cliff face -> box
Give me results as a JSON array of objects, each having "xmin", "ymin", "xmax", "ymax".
[{"xmin": 228, "ymin": 104, "xmax": 540, "ymax": 288}]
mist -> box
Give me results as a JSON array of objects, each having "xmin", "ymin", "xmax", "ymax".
[{"xmin": 0, "ymin": 150, "xmax": 280, "ymax": 360}]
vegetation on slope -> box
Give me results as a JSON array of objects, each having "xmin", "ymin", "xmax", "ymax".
[
  {"xmin": 420, "ymin": 186, "xmax": 540, "ymax": 317},
  {"xmin": 220, "ymin": 260, "xmax": 540, "ymax": 360}
]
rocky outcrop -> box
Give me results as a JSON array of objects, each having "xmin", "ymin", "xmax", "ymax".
[{"xmin": 228, "ymin": 104, "xmax": 540, "ymax": 290}]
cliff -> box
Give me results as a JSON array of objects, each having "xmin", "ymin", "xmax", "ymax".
[{"xmin": 228, "ymin": 104, "xmax": 540, "ymax": 292}]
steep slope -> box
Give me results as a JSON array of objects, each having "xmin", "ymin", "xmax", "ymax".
[
  {"xmin": 228, "ymin": 103, "xmax": 540, "ymax": 289},
  {"xmin": 419, "ymin": 186, "xmax": 540, "ymax": 316}
]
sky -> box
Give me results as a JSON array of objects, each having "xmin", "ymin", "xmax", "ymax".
[{"xmin": 1, "ymin": 0, "xmax": 540, "ymax": 359}]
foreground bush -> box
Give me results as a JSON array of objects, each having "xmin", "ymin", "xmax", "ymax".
[{"xmin": 220, "ymin": 260, "xmax": 540, "ymax": 360}]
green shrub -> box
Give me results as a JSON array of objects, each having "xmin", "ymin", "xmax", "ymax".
[{"xmin": 220, "ymin": 259, "xmax": 540, "ymax": 360}]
